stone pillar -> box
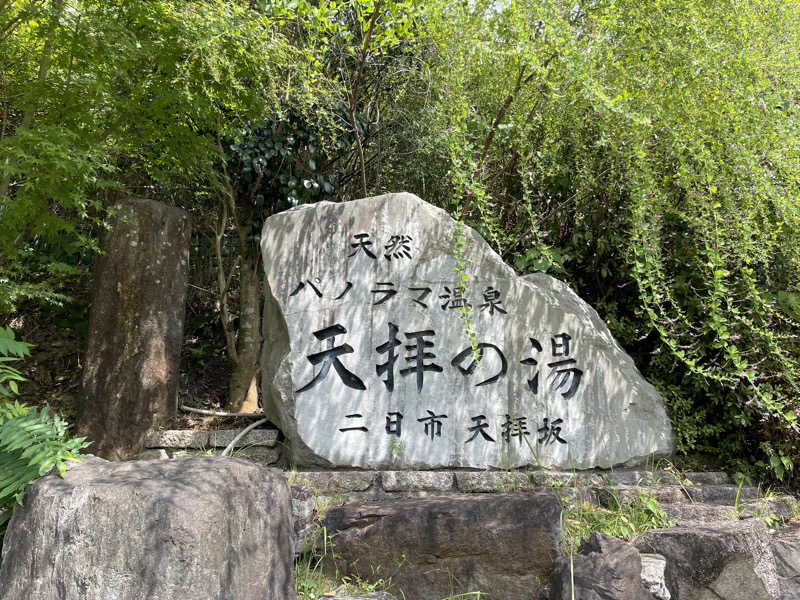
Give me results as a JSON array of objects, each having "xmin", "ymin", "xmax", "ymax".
[{"xmin": 79, "ymin": 198, "xmax": 190, "ymax": 459}]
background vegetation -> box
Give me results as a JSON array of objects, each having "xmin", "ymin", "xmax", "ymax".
[{"xmin": 1, "ymin": 0, "xmax": 798, "ymax": 485}]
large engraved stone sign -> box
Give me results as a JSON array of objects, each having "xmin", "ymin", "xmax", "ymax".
[{"xmin": 261, "ymin": 193, "xmax": 673, "ymax": 469}]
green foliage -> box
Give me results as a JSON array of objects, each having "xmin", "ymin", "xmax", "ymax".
[
  {"xmin": 221, "ymin": 111, "xmax": 344, "ymax": 255},
  {"xmin": 0, "ymin": 400, "xmax": 90, "ymax": 544},
  {"xmin": 401, "ymin": 0, "xmax": 800, "ymax": 485},
  {"xmin": 2, "ymin": 0, "xmax": 799, "ymax": 481},
  {"xmin": 0, "ymin": 0, "xmax": 322, "ymax": 313},
  {"xmin": 0, "ymin": 327, "xmax": 32, "ymax": 397},
  {"xmin": 560, "ymin": 488, "xmax": 675, "ymax": 555}
]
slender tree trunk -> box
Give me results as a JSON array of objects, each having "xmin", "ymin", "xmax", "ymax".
[
  {"xmin": 226, "ymin": 254, "xmax": 262, "ymax": 413},
  {"xmin": 347, "ymin": 0, "xmax": 382, "ymax": 198}
]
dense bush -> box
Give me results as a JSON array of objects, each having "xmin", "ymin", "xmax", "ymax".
[{"xmin": 391, "ymin": 0, "xmax": 800, "ymax": 483}]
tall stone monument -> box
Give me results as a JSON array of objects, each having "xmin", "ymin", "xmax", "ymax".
[
  {"xmin": 261, "ymin": 193, "xmax": 673, "ymax": 469},
  {"xmin": 79, "ymin": 198, "xmax": 190, "ymax": 460}
]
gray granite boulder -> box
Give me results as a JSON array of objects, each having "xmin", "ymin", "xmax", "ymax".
[
  {"xmin": 261, "ymin": 192, "xmax": 672, "ymax": 469},
  {"xmin": 771, "ymin": 521, "xmax": 800, "ymax": 600},
  {"xmin": 640, "ymin": 554, "xmax": 671, "ymax": 600},
  {"xmin": 635, "ymin": 519, "xmax": 780, "ymax": 600},
  {"xmin": 550, "ymin": 533, "xmax": 653, "ymax": 600},
  {"xmin": 0, "ymin": 456, "xmax": 295, "ymax": 600},
  {"xmin": 322, "ymin": 492, "xmax": 562, "ymax": 600}
]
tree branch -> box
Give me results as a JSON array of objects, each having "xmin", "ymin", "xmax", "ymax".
[
  {"xmin": 348, "ymin": 0, "xmax": 383, "ymax": 197},
  {"xmin": 480, "ymin": 65, "xmax": 526, "ymax": 163},
  {"xmin": 0, "ymin": 0, "xmax": 45, "ymax": 40},
  {"xmin": 213, "ymin": 193, "xmax": 239, "ymax": 366},
  {"xmin": 480, "ymin": 52, "xmax": 559, "ymax": 166}
]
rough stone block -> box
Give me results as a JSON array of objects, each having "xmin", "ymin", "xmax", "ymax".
[
  {"xmin": 292, "ymin": 471, "xmax": 377, "ymax": 494},
  {"xmin": 135, "ymin": 448, "xmax": 169, "ymax": 460},
  {"xmin": 550, "ymin": 533, "xmax": 652, "ymax": 600},
  {"xmin": 324, "ymin": 493, "xmax": 563, "ymax": 600},
  {"xmin": 602, "ymin": 470, "xmax": 668, "ymax": 486},
  {"xmin": 291, "ymin": 485, "xmax": 319, "ymax": 556},
  {"xmin": 635, "ymin": 519, "xmax": 780, "ymax": 600},
  {"xmin": 640, "ymin": 554, "xmax": 671, "ymax": 600},
  {"xmin": 0, "ymin": 456, "xmax": 295, "ymax": 600},
  {"xmin": 686, "ymin": 484, "xmax": 760, "ymax": 505},
  {"xmin": 208, "ymin": 428, "xmax": 279, "ymax": 448},
  {"xmin": 684, "ymin": 471, "xmax": 732, "ymax": 485},
  {"xmin": 144, "ymin": 429, "xmax": 209, "ymax": 449},
  {"xmin": 662, "ymin": 503, "xmax": 734, "ymax": 523},
  {"xmin": 380, "ymin": 471, "xmax": 454, "ymax": 492},
  {"xmin": 79, "ymin": 199, "xmax": 190, "ymax": 459},
  {"xmin": 455, "ymin": 471, "xmax": 534, "ymax": 492},
  {"xmin": 653, "ymin": 485, "xmax": 691, "ymax": 504},
  {"xmin": 230, "ymin": 446, "xmax": 281, "ymax": 465},
  {"xmin": 771, "ymin": 521, "xmax": 800, "ymax": 600},
  {"xmin": 739, "ymin": 499, "xmax": 796, "ymax": 522},
  {"xmin": 531, "ymin": 470, "xmax": 606, "ymax": 487}
]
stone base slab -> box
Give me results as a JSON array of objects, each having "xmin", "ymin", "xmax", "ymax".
[
  {"xmin": 288, "ymin": 469, "xmax": 732, "ymax": 496},
  {"xmin": 145, "ymin": 428, "xmax": 279, "ymax": 449}
]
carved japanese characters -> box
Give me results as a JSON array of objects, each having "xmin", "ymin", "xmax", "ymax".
[{"xmin": 261, "ymin": 193, "xmax": 673, "ymax": 469}]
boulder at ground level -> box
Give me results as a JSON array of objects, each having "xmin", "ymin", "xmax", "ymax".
[
  {"xmin": 771, "ymin": 521, "xmax": 800, "ymax": 600},
  {"xmin": 0, "ymin": 456, "xmax": 295, "ymax": 600},
  {"xmin": 635, "ymin": 519, "xmax": 780, "ymax": 600},
  {"xmin": 322, "ymin": 492, "xmax": 562, "ymax": 600},
  {"xmin": 550, "ymin": 533, "xmax": 653, "ymax": 600}
]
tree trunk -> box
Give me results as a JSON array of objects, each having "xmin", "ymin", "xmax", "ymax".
[{"xmin": 226, "ymin": 255, "xmax": 262, "ymax": 413}]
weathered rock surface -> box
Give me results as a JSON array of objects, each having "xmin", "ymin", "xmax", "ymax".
[
  {"xmin": 321, "ymin": 593, "xmax": 398, "ymax": 600},
  {"xmin": 79, "ymin": 198, "xmax": 190, "ymax": 459},
  {"xmin": 292, "ymin": 484, "xmax": 321, "ymax": 556},
  {"xmin": 322, "ymin": 492, "xmax": 562, "ymax": 600},
  {"xmin": 144, "ymin": 428, "xmax": 210, "ymax": 448},
  {"xmin": 771, "ymin": 521, "xmax": 800, "ymax": 600},
  {"xmin": 635, "ymin": 519, "xmax": 780, "ymax": 600},
  {"xmin": 550, "ymin": 533, "xmax": 653, "ymax": 600},
  {"xmin": 260, "ymin": 192, "xmax": 672, "ymax": 469},
  {"xmin": 640, "ymin": 554, "xmax": 671, "ymax": 600},
  {"xmin": 0, "ymin": 456, "xmax": 295, "ymax": 600},
  {"xmin": 662, "ymin": 499, "xmax": 796, "ymax": 524}
]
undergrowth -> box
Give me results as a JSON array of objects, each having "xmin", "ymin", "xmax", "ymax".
[
  {"xmin": 0, "ymin": 328, "xmax": 90, "ymax": 562},
  {"xmin": 558, "ymin": 486, "xmax": 675, "ymax": 555},
  {"xmin": 0, "ymin": 401, "xmax": 90, "ymax": 560}
]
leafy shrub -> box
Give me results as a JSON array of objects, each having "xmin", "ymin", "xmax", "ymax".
[
  {"xmin": 560, "ymin": 488, "xmax": 675, "ymax": 555},
  {"xmin": 0, "ymin": 327, "xmax": 91, "ymax": 556},
  {"xmin": 0, "ymin": 327, "xmax": 31, "ymax": 397},
  {"xmin": 402, "ymin": 0, "xmax": 800, "ymax": 485},
  {"xmin": 0, "ymin": 401, "xmax": 91, "ymax": 540}
]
